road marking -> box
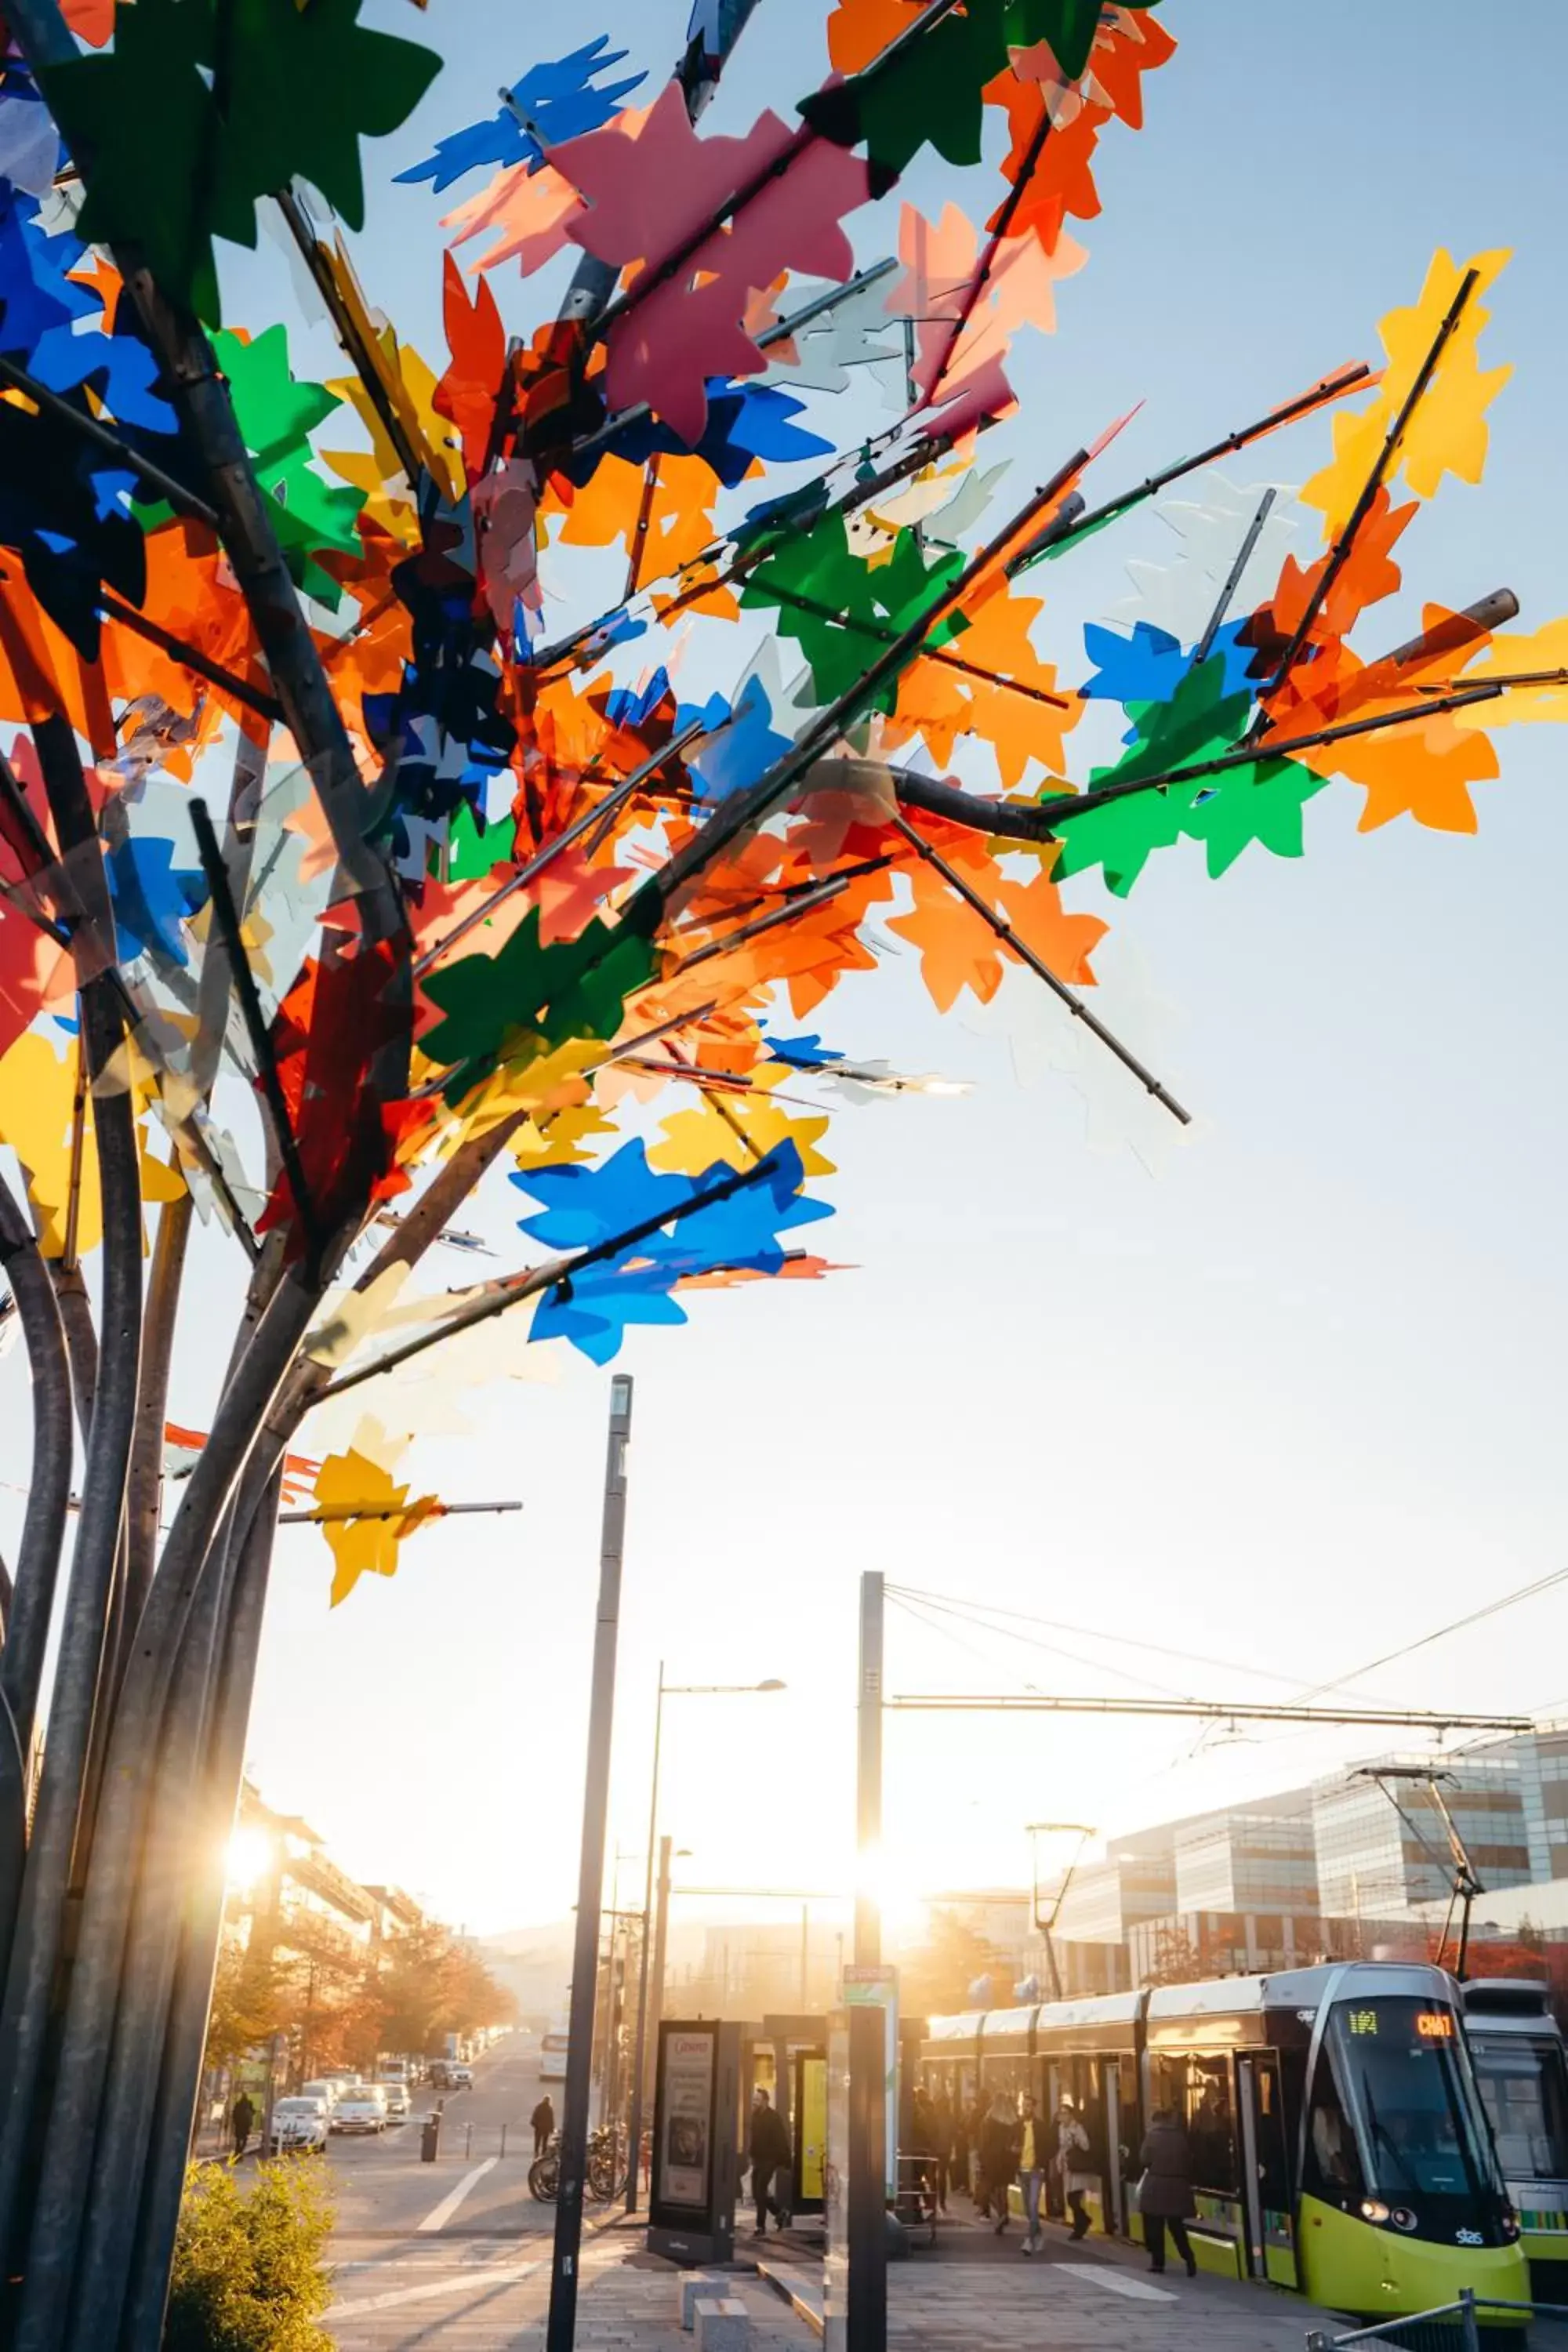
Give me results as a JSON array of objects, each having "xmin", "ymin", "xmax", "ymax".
[
  {"xmin": 416, "ymin": 2158, "xmax": 498, "ymax": 2233},
  {"xmin": 322, "ymin": 2258, "xmax": 540, "ymax": 2320},
  {"xmin": 1054, "ymin": 2263, "xmax": 1176, "ymax": 2302}
]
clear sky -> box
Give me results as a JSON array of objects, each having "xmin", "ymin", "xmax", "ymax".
[{"xmin": 4, "ymin": 0, "xmax": 1566, "ymax": 1942}]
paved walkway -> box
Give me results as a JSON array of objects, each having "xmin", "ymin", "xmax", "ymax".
[{"xmin": 326, "ymin": 2226, "xmax": 820, "ymax": 2352}]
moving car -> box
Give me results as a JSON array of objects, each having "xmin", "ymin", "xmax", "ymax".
[
  {"xmin": 266, "ymin": 2096, "xmax": 329, "ymax": 2155},
  {"xmin": 330, "ymin": 2086, "xmax": 388, "ymax": 2136},
  {"xmin": 379, "ymin": 2081, "xmax": 412, "ymax": 2122},
  {"xmin": 300, "ymin": 2079, "xmax": 339, "ymax": 2116},
  {"xmin": 448, "ymin": 2063, "xmax": 474, "ymax": 2091}
]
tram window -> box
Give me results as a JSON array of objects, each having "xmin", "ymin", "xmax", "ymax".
[
  {"xmin": 1472, "ymin": 2039, "xmax": 1568, "ymax": 2181},
  {"xmin": 1185, "ymin": 2056, "xmax": 1236, "ymax": 2196},
  {"xmin": 1304, "ymin": 2043, "xmax": 1366, "ymax": 2205},
  {"xmin": 1326, "ymin": 1999, "xmax": 1492, "ymax": 2203}
]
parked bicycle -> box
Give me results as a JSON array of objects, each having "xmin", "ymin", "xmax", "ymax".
[{"xmin": 527, "ymin": 2127, "xmax": 625, "ymax": 2204}]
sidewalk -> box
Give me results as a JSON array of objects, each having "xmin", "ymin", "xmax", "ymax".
[{"xmin": 750, "ymin": 2204, "xmax": 1353, "ymax": 2352}]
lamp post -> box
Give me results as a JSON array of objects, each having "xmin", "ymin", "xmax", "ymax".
[{"xmin": 624, "ymin": 1668, "xmax": 786, "ymax": 2215}]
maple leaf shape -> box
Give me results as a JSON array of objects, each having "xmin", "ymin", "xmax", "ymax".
[
  {"xmin": 314, "ymin": 1439, "xmax": 439, "ymax": 1608},
  {"xmin": 550, "ymin": 85, "xmax": 871, "ymax": 441},
  {"xmin": 435, "ymin": 252, "xmax": 506, "ymax": 484},
  {"xmin": 884, "ymin": 586, "xmax": 1076, "ymax": 787},
  {"xmin": 43, "ymin": 0, "xmax": 440, "ymax": 323}
]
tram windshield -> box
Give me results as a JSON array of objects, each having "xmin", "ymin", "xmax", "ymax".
[
  {"xmin": 1470, "ymin": 2034, "xmax": 1568, "ymax": 2183},
  {"xmin": 1326, "ymin": 1998, "xmax": 1497, "ymax": 2202}
]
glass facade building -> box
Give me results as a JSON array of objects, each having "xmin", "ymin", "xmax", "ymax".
[
  {"xmin": 1312, "ymin": 1751, "xmax": 1534, "ymax": 1918},
  {"xmin": 1174, "ymin": 1813, "xmax": 1320, "ymax": 1915}
]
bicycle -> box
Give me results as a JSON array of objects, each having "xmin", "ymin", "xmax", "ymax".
[{"xmin": 528, "ymin": 2128, "xmax": 625, "ymax": 2204}]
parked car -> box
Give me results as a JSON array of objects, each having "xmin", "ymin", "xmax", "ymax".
[
  {"xmin": 266, "ymin": 2096, "xmax": 329, "ymax": 2155},
  {"xmin": 330, "ymin": 2086, "xmax": 388, "ymax": 2136},
  {"xmin": 379, "ymin": 2082, "xmax": 412, "ymax": 2122},
  {"xmin": 300, "ymin": 2079, "xmax": 339, "ymax": 2115}
]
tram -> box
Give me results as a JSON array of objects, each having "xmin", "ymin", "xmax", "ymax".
[
  {"xmin": 1461, "ymin": 1979, "xmax": 1568, "ymax": 2294},
  {"xmin": 922, "ymin": 1962, "xmax": 1527, "ymax": 2321}
]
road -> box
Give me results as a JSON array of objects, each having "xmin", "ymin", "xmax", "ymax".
[{"xmin": 321, "ymin": 2031, "xmax": 632, "ymax": 2350}]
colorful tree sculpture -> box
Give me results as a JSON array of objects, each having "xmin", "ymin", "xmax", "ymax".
[{"xmin": 0, "ymin": 0, "xmax": 1560, "ymax": 2341}]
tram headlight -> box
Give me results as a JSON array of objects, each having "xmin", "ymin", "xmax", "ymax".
[
  {"xmin": 1391, "ymin": 2208, "xmax": 1418, "ymax": 2234},
  {"xmin": 1359, "ymin": 2200, "xmax": 1391, "ymax": 2225}
]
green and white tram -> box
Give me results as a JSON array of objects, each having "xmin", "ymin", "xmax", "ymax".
[
  {"xmin": 1461, "ymin": 1979, "xmax": 1568, "ymax": 2293},
  {"xmin": 922, "ymin": 1962, "xmax": 1526, "ymax": 2323}
]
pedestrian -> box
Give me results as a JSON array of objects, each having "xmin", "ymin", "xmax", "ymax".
[
  {"xmin": 1016, "ymin": 2094, "xmax": 1045, "ymax": 2254},
  {"xmin": 978, "ymin": 2092, "xmax": 1021, "ymax": 2234},
  {"xmin": 230, "ymin": 2089, "xmax": 255, "ymax": 2161},
  {"xmin": 932, "ymin": 2089, "xmax": 953, "ymax": 2213},
  {"xmin": 1138, "ymin": 2105, "xmax": 1198, "ymax": 2277},
  {"xmin": 749, "ymin": 2086, "xmax": 792, "ymax": 2238},
  {"xmin": 532, "ymin": 2093, "xmax": 555, "ymax": 2157},
  {"xmin": 1054, "ymin": 2098, "xmax": 1093, "ymax": 2241}
]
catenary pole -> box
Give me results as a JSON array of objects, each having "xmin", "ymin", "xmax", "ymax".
[
  {"xmin": 624, "ymin": 1664, "xmax": 665, "ymax": 2215},
  {"xmin": 856, "ymin": 1572, "xmax": 884, "ymax": 1968},
  {"xmin": 546, "ymin": 1377, "xmax": 634, "ymax": 2352}
]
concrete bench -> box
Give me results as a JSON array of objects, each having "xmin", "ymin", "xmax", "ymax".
[
  {"xmin": 694, "ymin": 2297, "xmax": 751, "ymax": 2352},
  {"xmin": 680, "ymin": 2274, "xmax": 725, "ymax": 2332}
]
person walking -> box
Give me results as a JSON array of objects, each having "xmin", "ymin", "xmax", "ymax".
[
  {"xmin": 230, "ymin": 2089, "xmax": 255, "ymax": 2161},
  {"xmin": 532, "ymin": 2093, "xmax": 555, "ymax": 2157},
  {"xmin": 931, "ymin": 2089, "xmax": 953, "ymax": 2213},
  {"xmin": 1016, "ymin": 2094, "xmax": 1045, "ymax": 2254},
  {"xmin": 1138, "ymin": 2105, "xmax": 1198, "ymax": 2276},
  {"xmin": 749, "ymin": 2086, "xmax": 792, "ymax": 2237},
  {"xmin": 978, "ymin": 2092, "xmax": 1020, "ymax": 2234},
  {"xmin": 1054, "ymin": 2098, "xmax": 1093, "ymax": 2241}
]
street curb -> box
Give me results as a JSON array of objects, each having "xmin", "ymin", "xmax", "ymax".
[{"xmin": 753, "ymin": 2258, "xmax": 825, "ymax": 2339}]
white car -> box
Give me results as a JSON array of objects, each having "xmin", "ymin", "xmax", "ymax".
[
  {"xmin": 299, "ymin": 2080, "xmax": 339, "ymax": 2116},
  {"xmin": 379, "ymin": 2082, "xmax": 412, "ymax": 2122},
  {"xmin": 331, "ymin": 2086, "xmax": 388, "ymax": 2136},
  {"xmin": 448, "ymin": 2063, "xmax": 473, "ymax": 2091},
  {"xmin": 266, "ymin": 2096, "xmax": 329, "ymax": 2155}
]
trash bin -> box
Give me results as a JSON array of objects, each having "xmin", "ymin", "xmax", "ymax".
[{"xmin": 421, "ymin": 2114, "xmax": 440, "ymax": 2163}]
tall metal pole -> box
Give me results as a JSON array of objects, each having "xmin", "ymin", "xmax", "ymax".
[
  {"xmin": 546, "ymin": 1375, "xmax": 633, "ymax": 2352},
  {"xmin": 855, "ymin": 1572, "xmax": 884, "ymax": 1967},
  {"xmin": 623, "ymin": 1664, "xmax": 664, "ymax": 2214},
  {"xmin": 648, "ymin": 1838, "xmax": 672, "ymax": 2101}
]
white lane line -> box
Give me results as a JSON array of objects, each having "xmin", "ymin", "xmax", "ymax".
[
  {"xmin": 1053, "ymin": 2263, "xmax": 1176, "ymax": 2303},
  {"xmin": 416, "ymin": 2157, "xmax": 499, "ymax": 2233},
  {"xmin": 322, "ymin": 2258, "xmax": 540, "ymax": 2320}
]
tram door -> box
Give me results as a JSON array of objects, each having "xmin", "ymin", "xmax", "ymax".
[
  {"xmin": 1236, "ymin": 2053, "xmax": 1296, "ymax": 2288},
  {"xmin": 1103, "ymin": 2063, "xmax": 1126, "ymax": 2237},
  {"xmin": 791, "ymin": 2049, "xmax": 827, "ymax": 2216}
]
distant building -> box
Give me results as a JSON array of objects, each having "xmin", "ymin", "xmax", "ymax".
[{"xmin": 1312, "ymin": 1751, "xmax": 1534, "ymax": 1918}]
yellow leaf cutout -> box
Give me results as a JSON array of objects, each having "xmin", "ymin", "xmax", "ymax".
[
  {"xmin": 0, "ymin": 1030, "xmax": 184, "ymax": 1256},
  {"xmin": 1301, "ymin": 249, "xmax": 1512, "ymax": 535},
  {"xmin": 648, "ymin": 1085, "xmax": 837, "ymax": 1180},
  {"xmin": 1454, "ymin": 616, "xmax": 1568, "ymax": 731},
  {"xmin": 312, "ymin": 1420, "xmax": 440, "ymax": 1607}
]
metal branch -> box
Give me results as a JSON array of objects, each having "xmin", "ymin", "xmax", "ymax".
[
  {"xmin": 1193, "ymin": 486, "xmax": 1275, "ymax": 665},
  {"xmin": 189, "ymin": 797, "xmax": 324, "ymax": 1276},
  {"xmin": 0, "ymin": 355, "xmax": 220, "ymax": 527},
  {"xmin": 758, "ymin": 581, "xmax": 1072, "ymax": 708},
  {"xmin": 923, "ymin": 96, "xmax": 1051, "ymax": 413},
  {"xmin": 278, "ymin": 1499, "xmax": 522, "ymax": 1525},
  {"xmin": 0, "ymin": 1173, "xmax": 72, "ymax": 1763},
  {"xmin": 316, "ymin": 1150, "xmax": 786, "ymax": 1404},
  {"xmin": 96, "ymin": 593, "xmax": 283, "ymax": 727},
  {"xmin": 891, "ymin": 815, "xmax": 1190, "ymax": 1123},
  {"xmin": 1257, "ymin": 273, "xmax": 1478, "ymax": 703},
  {"xmin": 0, "ymin": 713, "xmax": 144, "ymax": 2285},
  {"xmin": 636, "ymin": 449, "xmax": 1090, "ymax": 921},
  {"xmin": 1007, "ymin": 361, "xmax": 1374, "ymax": 579}
]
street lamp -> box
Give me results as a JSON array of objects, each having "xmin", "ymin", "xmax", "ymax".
[{"xmin": 625, "ymin": 1667, "xmax": 786, "ymax": 2213}]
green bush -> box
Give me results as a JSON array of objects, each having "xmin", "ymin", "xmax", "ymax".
[{"xmin": 163, "ymin": 2158, "xmax": 335, "ymax": 2352}]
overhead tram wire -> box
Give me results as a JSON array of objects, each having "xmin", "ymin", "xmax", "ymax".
[
  {"xmin": 888, "ymin": 1590, "xmax": 1213, "ymax": 1703},
  {"xmin": 884, "ymin": 1581, "xmax": 1396, "ymax": 1707},
  {"xmin": 1289, "ymin": 1563, "xmax": 1568, "ymax": 1708}
]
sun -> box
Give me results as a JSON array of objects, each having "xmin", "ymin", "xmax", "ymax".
[
  {"xmin": 225, "ymin": 1824, "xmax": 275, "ymax": 1893},
  {"xmin": 862, "ymin": 1846, "xmax": 929, "ymax": 1940}
]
